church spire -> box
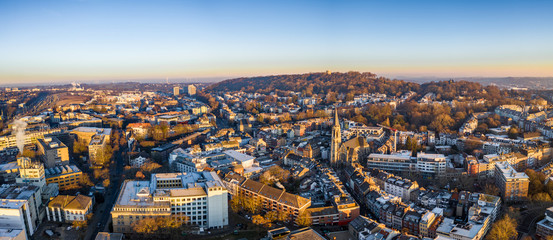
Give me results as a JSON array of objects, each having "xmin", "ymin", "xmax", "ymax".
[
  {"xmin": 330, "ymin": 108, "xmax": 341, "ymax": 166},
  {"xmin": 334, "ymin": 108, "xmax": 340, "ymax": 127}
]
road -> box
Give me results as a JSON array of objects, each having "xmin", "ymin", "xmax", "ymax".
[
  {"xmin": 517, "ymin": 203, "xmax": 553, "ymax": 237},
  {"xmin": 83, "ymin": 145, "xmax": 126, "ymax": 240}
]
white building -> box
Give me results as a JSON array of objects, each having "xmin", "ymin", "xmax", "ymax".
[
  {"xmin": 129, "ymin": 156, "xmax": 148, "ymax": 168},
  {"xmin": 168, "ymin": 148, "xmax": 205, "ymax": 173},
  {"xmin": 111, "ymin": 171, "xmax": 228, "ymax": 233},
  {"xmin": 416, "ymin": 153, "xmax": 447, "ymax": 179},
  {"xmin": 383, "ymin": 176, "xmax": 418, "ymax": 202},
  {"xmin": 47, "ymin": 195, "xmax": 93, "ymax": 222},
  {"xmin": 0, "ymin": 184, "xmax": 43, "ymax": 240},
  {"xmin": 0, "ymin": 228, "xmax": 25, "ymax": 240},
  {"xmin": 366, "ymin": 151, "xmax": 416, "ymax": 174}
]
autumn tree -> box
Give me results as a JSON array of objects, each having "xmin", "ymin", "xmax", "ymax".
[
  {"xmin": 483, "ymin": 183, "xmax": 500, "ymax": 196},
  {"xmin": 21, "ymin": 149, "xmax": 36, "ymax": 159},
  {"xmin": 230, "ymin": 195, "xmax": 243, "ymax": 213},
  {"xmin": 73, "ymin": 139, "xmax": 88, "ymax": 155},
  {"xmin": 252, "ymin": 215, "xmax": 267, "ymax": 226},
  {"xmin": 93, "ymin": 169, "xmax": 109, "ymax": 180},
  {"xmin": 508, "ymin": 126, "xmax": 520, "ymax": 139},
  {"xmin": 132, "ymin": 217, "xmax": 182, "ymax": 234},
  {"xmin": 430, "ymin": 114, "xmax": 454, "ymax": 132},
  {"xmin": 485, "ymin": 215, "xmax": 517, "ymax": 240},
  {"xmin": 72, "ymin": 220, "xmax": 87, "ymax": 229},
  {"xmin": 277, "ymin": 211, "xmax": 289, "ymax": 222},
  {"xmin": 265, "ymin": 211, "xmax": 278, "ymax": 222},
  {"xmin": 80, "ymin": 173, "xmax": 94, "ymax": 187},
  {"xmin": 103, "ymin": 179, "xmax": 110, "ymax": 188},
  {"xmin": 244, "ymin": 195, "xmax": 263, "ymax": 214},
  {"xmin": 296, "ymin": 211, "xmax": 312, "ymax": 227},
  {"xmin": 135, "ymin": 171, "xmax": 146, "ymax": 179}
]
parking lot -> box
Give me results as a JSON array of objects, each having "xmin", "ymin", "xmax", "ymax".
[{"xmin": 32, "ymin": 221, "xmax": 84, "ymax": 240}]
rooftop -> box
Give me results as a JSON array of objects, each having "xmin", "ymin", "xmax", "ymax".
[
  {"xmin": 495, "ymin": 161, "xmax": 529, "ymax": 180},
  {"xmin": 223, "ymin": 150, "xmax": 255, "ymax": 163},
  {"xmin": 0, "ymin": 184, "xmax": 39, "ymax": 201},
  {"xmin": 45, "ymin": 165, "xmax": 81, "ymax": 177}
]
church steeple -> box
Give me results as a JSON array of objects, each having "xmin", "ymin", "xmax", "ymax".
[
  {"xmin": 330, "ymin": 109, "xmax": 341, "ymax": 165},
  {"xmin": 334, "ymin": 108, "xmax": 340, "ymax": 127}
]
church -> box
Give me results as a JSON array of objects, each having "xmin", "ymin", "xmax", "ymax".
[{"xmin": 330, "ymin": 109, "xmax": 371, "ymax": 166}]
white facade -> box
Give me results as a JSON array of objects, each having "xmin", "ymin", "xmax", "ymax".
[
  {"xmin": 114, "ymin": 172, "xmax": 228, "ymax": 229},
  {"xmin": 0, "ymin": 184, "xmax": 43, "ymax": 240},
  {"xmin": 416, "ymin": 153, "xmax": 447, "ymax": 178},
  {"xmin": 130, "ymin": 156, "xmax": 148, "ymax": 168}
]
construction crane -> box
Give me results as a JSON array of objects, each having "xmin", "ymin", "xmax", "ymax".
[{"xmin": 377, "ymin": 124, "xmax": 397, "ymax": 153}]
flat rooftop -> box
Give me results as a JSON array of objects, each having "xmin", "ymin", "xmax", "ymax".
[
  {"xmin": 115, "ymin": 180, "xmax": 168, "ymax": 207},
  {"xmin": 224, "ymin": 150, "xmax": 255, "ymax": 162},
  {"xmin": 0, "ymin": 184, "xmax": 39, "ymax": 201},
  {"xmin": 496, "ymin": 161, "xmax": 529, "ymax": 180}
]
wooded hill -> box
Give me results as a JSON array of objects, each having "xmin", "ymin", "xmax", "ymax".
[
  {"xmin": 207, "ymin": 72, "xmax": 419, "ymax": 97},
  {"xmin": 207, "ymin": 71, "xmax": 504, "ymax": 101}
]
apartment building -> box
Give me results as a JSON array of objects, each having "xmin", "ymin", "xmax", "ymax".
[
  {"xmin": 416, "ymin": 153, "xmax": 446, "ymax": 179},
  {"xmin": 384, "ymin": 176, "xmax": 419, "ymax": 202},
  {"xmin": 494, "ymin": 161, "xmax": 529, "ymax": 202},
  {"xmin": 223, "ymin": 172, "xmax": 311, "ymax": 222},
  {"xmin": 88, "ymin": 135, "xmax": 107, "ymax": 164}
]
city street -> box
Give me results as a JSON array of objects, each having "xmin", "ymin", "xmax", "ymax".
[{"xmin": 83, "ymin": 145, "xmax": 126, "ymax": 240}]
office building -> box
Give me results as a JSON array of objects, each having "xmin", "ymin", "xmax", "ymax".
[
  {"xmin": 111, "ymin": 172, "xmax": 228, "ymax": 233},
  {"xmin": 37, "ymin": 137, "xmax": 69, "ymax": 168},
  {"xmin": 45, "ymin": 165, "xmax": 82, "ymax": 191},
  {"xmin": 15, "ymin": 157, "xmax": 46, "ymax": 190},
  {"xmin": 0, "ymin": 184, "xmax": 43, "ymax": 240}
]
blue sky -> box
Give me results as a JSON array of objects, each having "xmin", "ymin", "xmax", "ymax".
[{"xmin": 1, "ymin": 0, "xmax": 553, "ymax": 83}]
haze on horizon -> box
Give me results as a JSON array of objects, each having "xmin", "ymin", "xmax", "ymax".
[{"xmin": 1, "ymin": 0, "xmax": 553, "ymax": 84}]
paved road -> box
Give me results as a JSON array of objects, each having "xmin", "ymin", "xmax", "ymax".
[
  {"xmin": 517, "ymin": 203, "xmax": 553, "ymax": 236},
  {"xmin": 84, "ymin": 145, "xmax": 126, "ymax": 240}
]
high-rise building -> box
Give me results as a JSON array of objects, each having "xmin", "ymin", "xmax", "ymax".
[
  {"xmin": 173, "ymin": 86, "xmax": 180, "ymax": 96},
  {"xmin": 187, "ymin": 85, "xmax": 196, "ymax": 96},
  {"xmin": 330, "ymin": 109, "xmax": 341, "ymax": 165}
]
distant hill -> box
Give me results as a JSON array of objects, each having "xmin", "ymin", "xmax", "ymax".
[
  {"xmin": 207, "ymin": 72, "xmax": 420, "ymax": 97},
  {"xmin": 404, "ymin": 77, "xmax": 553, "ymax": 90}
]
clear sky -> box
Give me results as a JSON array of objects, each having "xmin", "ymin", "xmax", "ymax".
[{"xmin": 1, "ymin": 0, "xmax": 553, "ymax": 84}]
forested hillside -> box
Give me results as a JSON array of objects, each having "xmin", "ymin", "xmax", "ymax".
[{"xmin": 207, "ymin": 72, "xmax": 419, "ymax": 97}]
